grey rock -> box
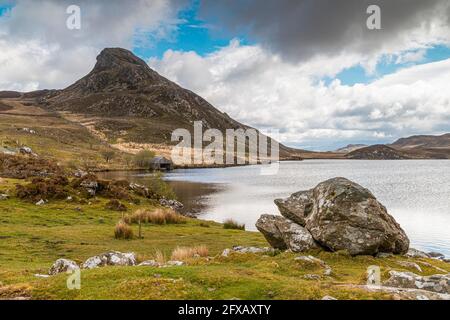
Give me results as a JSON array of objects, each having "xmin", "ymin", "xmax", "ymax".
[
  {"xmin": 305, "ymin": 177, "xmax": 409, "ymax": 256},
  {"xmin": 376, "ymin": 252, "xmax": 394, "ymax": 258},
  {"xmin": 322, "ymin": 295, "xmax": 338, "ymax": 300},
  {"xmin": 428, "ymin": 252, "xmax": 445, "ymax": 259},
  {"xmin": 138, "ymin": 260, "xmax": 161, "ymax": 267},
  {"xmin": 397, "ymin": 261, "xmax": 423, "ymax": 273},
  {"xmin": 159, "ymin": 198, "xmax": 184, "ymax": 212},
  {"xmin": 166, "ymin": 260, "xmax": 185, "ymax": 266},
  {"xmin": 304, "ymin": 274, "xmax": 321, "ymax": 280},
  {"xmin": 0, "ymin": 193, "xmax": 9, "ymax": 200},
  {"xmin": 82, "ymin": 251, "xmax": 136, "ymax": 269},
  {"xmin": 49, "ymin": 258, "xmax": 79, "ymax": 275},
  {"xmin": 222, "ymin": 246, "xmax": 274, "ymax": 257},
  {"xmin": 255, "ymin": 214, "xmax": 319, "ymax": 252},
  {"xmin": 405, "ymin": 248, "xmax": 430, "ymax": 259},
  {"xmin": 274, "ymin": 190, "xmax": 313, "ymax": 226},
  {"xmin": 384, "ymin": 271, "xmax": 450, "ymax": 294},
  {"xmin": 35, "ymin": 199, "xmax": 45, "ymax": 206}
]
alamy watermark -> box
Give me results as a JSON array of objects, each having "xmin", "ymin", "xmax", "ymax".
[
  {"xmin": 367, "ymin": 5, "xmax": 381, "ymax": 30},
  {"xmin": 66, "ymin": 4, "xmax": 81, "ymax": 30},
  {"xmin": 66, "ymin": 268, "xmax": 81, "ymax": 290},
  {"xmin": 171, "ymin": 121, "xmax": 280, "ymax": 175},
  {"xmin": 367, "ymin": 265, "xmax": 381, "ymax": 287}
]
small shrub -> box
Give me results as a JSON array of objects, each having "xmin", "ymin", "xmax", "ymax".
[
  {"xmin": 223, "ymin": 219, "xmax": 245, "ymax": 230},
  {"xmin": 133, "ymin": 149, "xmax": 156, "ymax": 168},
  {"xmin": 124, "ymin": 208, "xmax": 186, "ymax": 225},
  {"xmin": 199, "ymin": 222, "xmax": 210, "ymax": 228},
  {"xmin": 114, "ymin": 221, "xmax": 133, "ymax": 239},
  {"xmin": 171, "ymin": 245, "xmax": 209, "ymax": 261},
  {"xmin": 15, "ymin": 176, "xmax": 70, "ymax": 202},
  {"xmin": 105, "ymin": 199, "xmax": 127, "ymax": 211}
]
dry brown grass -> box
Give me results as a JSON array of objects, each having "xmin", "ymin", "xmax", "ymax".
[
  {"xmin": 170, "ymin": 245, "xmax": 209, "ymax": 261},
  {"xmin": 153, "ymin": 249, "xmax": 166, "ymax": 264},
  {"xmin": 114, "ymin": 220, "xmax": 134, "ymax": 240},
  {"xmin": 124, "ymin": 208, "xmax": 186, "ymax": 225}
]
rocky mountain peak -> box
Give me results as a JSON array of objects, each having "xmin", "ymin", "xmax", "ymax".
[{"xmin": 93, "ymin": 48, "xmax": 150, "ymax": 73}]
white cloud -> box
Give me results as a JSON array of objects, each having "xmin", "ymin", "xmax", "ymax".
[{"xmin": 149, "ymin": 41, "xmax": 450, "ymax": 150}]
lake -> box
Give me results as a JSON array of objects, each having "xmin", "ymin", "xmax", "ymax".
[{"xmin": 100, "ymin": 160, "xmax": 450, "ymax": 257}]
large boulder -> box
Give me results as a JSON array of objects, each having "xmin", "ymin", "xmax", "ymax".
[
  {"xmin": 305, "ymin": 177, "xmax": 409, "ymax": 255},
  {"xmin": 274, "ymin": 190, "xmax": 312, "ymax": 226},
  {"xmin": 255, "ymin": 214, "xmax": 319, "ymax": 252}
]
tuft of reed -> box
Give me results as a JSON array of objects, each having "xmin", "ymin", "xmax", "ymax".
[
  {"xmin": 114, "ymin": 220, "xmax": 134, "ymax": 239},
  {"xmin": 170, "ymin": 245, "xmax": 209, "ymax": 261},
  {"xmin": 223, "ymin": 219, "xmax": 245, "ymax": 230}
]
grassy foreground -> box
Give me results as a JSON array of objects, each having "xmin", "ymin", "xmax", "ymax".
[{"xmin": 0, "ymin": 179, "xmax": 449, "ymax": 300}]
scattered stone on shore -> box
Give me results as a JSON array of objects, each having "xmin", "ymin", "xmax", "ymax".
[
  {"xmin": 428, "ymin": 252, "xmax": 445, "ymax": 259},
  {"xmin": 165, "ymin": 260, "xmax": 185, "ymax": 266},
  {"xmin": 294, "ymin": 255, "xmax": 333, "ymax": 276},
  {"xmin": 159, "ymin": 198, "xmax": 184, "ymax": 212},
  {"xmin": 221, "ymin": 246, "xmax": 274, "ymax": 257},
  {"xmin": 405, "ymin": 248, "xmax": 430, "ymax": 259},
  {"xmin": 138, "ymin": 260, "xmax": 161, "ymax": 267},
  {"xmin": 82, "ymin": 251, "xmax": 136, "ymax": 269},
  {"xmin": 397, "ymin": 261, "xmax": 423, "ymax": 273},
  {"xmin": 49, "ymin": 258, "xmax": 80, "ymax": 275},
  {"xmin": 255, "ymin": 214, "xmax": 319, "ymax": 252},
  {"xmin": 384, "ymin": 271, "xmax": 450, "ymax": 294},
  {"xmin": 258, "ymin": 177, "xmax": 410, "ymax": 256}
]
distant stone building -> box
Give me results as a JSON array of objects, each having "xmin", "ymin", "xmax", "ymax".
[{"xmin": 149, "ymin": 156, "xmax": 173, "ymax": 171}]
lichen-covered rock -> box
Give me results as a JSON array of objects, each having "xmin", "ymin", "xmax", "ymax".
[
  {"xmin": 305, "ymin": 177, "xmax": 409, "ymax": 255},
  {"xmin": 82, "ymin": 251, "xmax": 136, "ymax": 269},
  {"xmin": 49, "ymin": 258, "xmax": 79, "ymax": 275},
  {"xmin": 138, "ymin": 260, "xmax": 161, "ymax": 267},
  {"xmin": 384, "ymin": 271, "xmax": 450, "ymax": 294},
  {"xmin": 255, "ymin": 214, "xmax": 319, "ymax": 252},
  {"xmin": 274, "ymin": 190, "xmax": 313, "ymax": 226},
  {"xmin": 405, "ymin": 248, "xmax": 430, "ymax": 259},
  {"xmin": 159, "ymin": 198, "xmax": 184, "ymax": 212},
  {"xmin": 221, "ymin": 246, "xmax": 274, "ymax": 257}
]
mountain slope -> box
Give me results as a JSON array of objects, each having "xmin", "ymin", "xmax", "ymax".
[{"xmin": 35, "ymin": 48, "xmax": 301, "ymax": 160}]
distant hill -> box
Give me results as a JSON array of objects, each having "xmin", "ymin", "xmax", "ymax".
[
  {"xmin": 391, "ymin": 133, "xmax": 450, "ymax": 149},
  {"xmin": 335, "ymin": 144, "xmax": 368, "ymax": 153},
  {"xmin": 346, "ymin": 144, "xmax": 411, "ymax": 160},
  {"xmin": 388, "ymin": 133, "xmax": 450, "ymax": 159}
]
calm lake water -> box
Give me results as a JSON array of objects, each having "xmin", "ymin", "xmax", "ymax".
[{"xmin": 101, "ymin": 160, "xmax": 450, "ymax": 256}]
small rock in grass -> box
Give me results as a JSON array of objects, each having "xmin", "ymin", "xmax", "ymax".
[
  {"xmin": 322, "ymin": 295, "xmax": 338, "ymax": 300},
  {"xmin": 49, "ymin": 258, "xmax": 79, "ymax": 275},
  {"xmin": 304, "ymin": 274, "xmax": 321, "ymax": 280},
  {"xmin": 165, "ymin": 260, "xmax": 185, "ymax": 266},
  {"xmin": 35, "ymin": 199, "xmax": 45, "ymax": 206},
  {"xmin": 138, "ymin": 260, "xmax": 161, "ymax": 267},
  {"xmin": 398, "ymin": 261, "xmax": 423, "ymax": 273},
  {"xmin": 0, "ymin": 193, "xmax": 9, "ymax": 200},
  {"xmin": 405, "ymin": 248, "xmax": 430, "ymax": 259}
]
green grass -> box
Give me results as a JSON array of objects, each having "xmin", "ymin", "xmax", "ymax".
[{"xmin": 0, "ymin": 178, "xmax": 449, "ymax": 300}]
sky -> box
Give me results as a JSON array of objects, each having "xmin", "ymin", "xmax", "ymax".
[{"xmin": 1, "ymin": 0, "xmax": 450, "ymax": 150}]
